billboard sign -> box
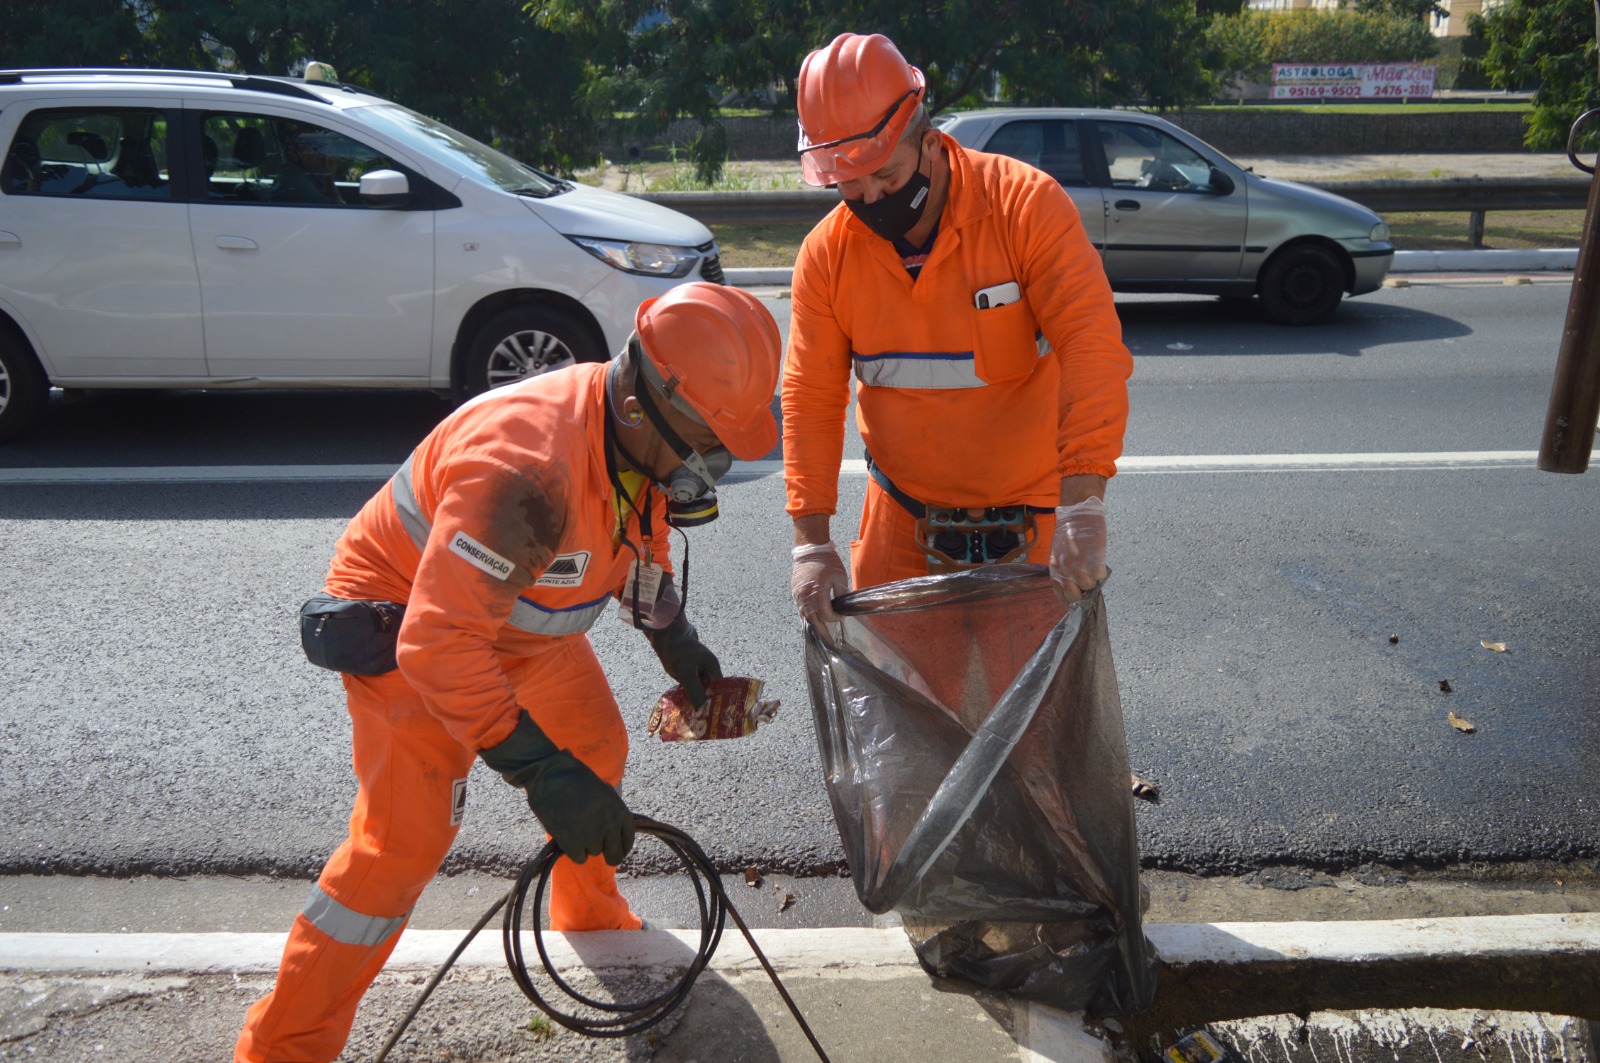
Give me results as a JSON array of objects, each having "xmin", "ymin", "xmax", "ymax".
[{"xmin": 1270, "ymin": 63, "xmax": 1437, "ymax": 100}]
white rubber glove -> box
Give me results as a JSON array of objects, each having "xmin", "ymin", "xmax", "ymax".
[
  {"xmin": 791, "ymin": 542, "xmax": 850, "ymax": 626},
  {"xmin": 1050, "ymin": 497, "xmax": 1108, "ymax": 603}
]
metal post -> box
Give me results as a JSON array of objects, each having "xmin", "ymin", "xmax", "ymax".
[
  {"xmin": 1538, "ymin": 17, "xmax": 1600, "ymax": 475},
  {"xmin": 1539, "ymin": 171, "xmax": 1600, "ymax": 472},
  {"xmin": 1467, "ymin": 210, "xmax": 1486, "ymax": 248}
]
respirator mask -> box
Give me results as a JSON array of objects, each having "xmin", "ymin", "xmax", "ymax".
[{"xmin": 622, "ymin": 339, "xmax": 731, "ymax": 528}]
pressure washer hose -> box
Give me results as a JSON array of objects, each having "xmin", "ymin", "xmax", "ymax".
[{"xmin": 373, "ymin": 816, "xmax": 831, "ymax": 1062}]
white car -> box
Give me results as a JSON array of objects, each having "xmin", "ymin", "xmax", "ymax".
[
  {"xmin": 0, "ymin": 66, "xmax": 725, "ymax": 441},
  {"xmin": 935, "ymin": 108, "xmax": 1394, "ymax": 325}
]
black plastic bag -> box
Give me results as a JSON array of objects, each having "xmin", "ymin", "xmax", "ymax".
[{"xmin": 804, "ymin": 564, "xmax": 1156, "ymax": 1016}]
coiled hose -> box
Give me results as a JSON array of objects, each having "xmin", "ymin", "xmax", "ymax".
[{"xmin": 374, "ymin": 815, "xmax": 830, "ymax": 1061}]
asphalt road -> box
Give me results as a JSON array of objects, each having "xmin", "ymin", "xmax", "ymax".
[{"xmin": 1, "ymin": 278, "xmax": 1596, "ymax": 890}]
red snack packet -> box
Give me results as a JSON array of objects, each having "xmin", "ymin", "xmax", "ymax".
[{"xmin": 646, "ymin": 676, "xmax": 780, "ymax": 742}]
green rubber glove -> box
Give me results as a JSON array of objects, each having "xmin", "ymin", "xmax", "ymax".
[
  {"xmin": 646, "ymin": 613, "xmax": 722, "ymax": 709},
  {"xmin": 478, "ymin": 711, "xmax": 635, "ymax": 866}
]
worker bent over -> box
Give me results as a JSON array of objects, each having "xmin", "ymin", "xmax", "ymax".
[
  {"xmin": 783, "ymin": 33, "xmax": 1133, "ymax": 622},
  {"xmin": 236, "ymin": 282, "xmax": 782, "ymax": 1061}
]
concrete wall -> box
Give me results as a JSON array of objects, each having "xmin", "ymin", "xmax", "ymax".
[{"xmin": 606, "ymin": 108, "xmax": 1529, "ymax": 162}]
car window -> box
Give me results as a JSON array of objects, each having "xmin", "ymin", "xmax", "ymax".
[
  {"xmin": 201, "ymin": 113, "xmax": 404, "ymax": 207},
  {"xmin": 1095, "ymin": 121, "xmax": 1219, "ymax": 194},
  {"xmin": 4, "ymin": 108, "xmax": 173, "ymax": 200},
  {"xmin": 355, "ymin": 104, "xmax": 565, "ymax": 196},
  {"xmin": 981, "ymin": 119, "xmax": 1089, "ymax": 187}
]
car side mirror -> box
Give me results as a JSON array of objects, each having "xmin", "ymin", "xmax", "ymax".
[
  {"xmin": 1208, "ymin": 167, "xmax": 1235, "ymax": 196},
  {"xmin": 359, "ymin": 168, "xmax": 411, "ymax": 208}
]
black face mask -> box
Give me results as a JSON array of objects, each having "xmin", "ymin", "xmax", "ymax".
[{"xmin": 842, "ymin": 142, "xmax": 931, "ymax": 242}]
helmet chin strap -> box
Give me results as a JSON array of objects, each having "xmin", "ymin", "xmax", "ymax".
[{"xmin": 627, "ymin": 343, "xmax": 725, "ymax": 504}]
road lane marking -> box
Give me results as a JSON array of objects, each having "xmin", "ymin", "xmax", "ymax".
[{"xmin": 0, "ymin": 452, "xmax": 1542, "ymax": 486}]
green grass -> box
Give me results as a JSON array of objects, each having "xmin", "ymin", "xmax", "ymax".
[
  {"xmin": 1385, "ymin": 209, "xmax": 1584, "ymax": 250},
  {"xmin": 709, "ymin": 209, "xmax": 1585, "ymax": 268}
]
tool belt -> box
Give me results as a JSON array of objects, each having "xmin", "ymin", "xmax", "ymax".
[{"xmin": 866, "ymin": 452, "xmax": 1047, "ymax": 573}]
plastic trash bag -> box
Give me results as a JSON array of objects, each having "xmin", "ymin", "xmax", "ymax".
[{"xmin": 804, "ymin": 564, "xmax": 1156, "ymax": 1016}]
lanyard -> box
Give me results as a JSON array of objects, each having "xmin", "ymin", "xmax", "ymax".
[{"xmin": 604, "ymin": 400, "xmax": 692, "ymax": 627}]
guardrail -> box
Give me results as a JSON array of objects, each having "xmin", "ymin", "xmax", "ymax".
[{"xmin": 637, "ymin": 177, "xmax": 1591, "ymax": 248}]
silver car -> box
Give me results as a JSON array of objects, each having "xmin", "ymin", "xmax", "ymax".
[{"xmin": 934, "ymin": 108, "xmax": 1394, "ymax": 325}]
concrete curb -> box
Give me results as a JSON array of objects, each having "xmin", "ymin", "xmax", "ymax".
[
  {"xmin": 4, "ymin": 912, "xmax": 1595, "ymax": 1006},
  {"xmin": 725, "ymin": 248, "xmax": 1579, "ymax": 289},
  {"xmin": 4, "ymin": 916, "xmax": 1595, "ymax": 1063}
]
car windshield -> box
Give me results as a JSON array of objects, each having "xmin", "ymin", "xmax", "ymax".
[{"xmin": 355, "ymin": 103, "xmax": 569, "ymax": 196}]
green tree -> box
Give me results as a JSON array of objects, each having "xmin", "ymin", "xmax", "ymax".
[
  {"xmin": 1205, "ymin": 8, "xmax": 1439, "ymax": 85},
  {"xmin": 1349, "ymin": 0, "xmax": 1448, "ymax": 24},
  {"xmin": 541, "ymin": 0, "xmax": 1246, "ymax": 146},
  {"xmin": 138, "ymin": 0, "xmax": 598, "ymax": 172},
  {"xmin": 1, "ymin": 0, "xmax": 148, "ymax": 67},
  {"xmin": 535, "ymin": 0, "xmax": 816, "ymax": 181},
  {"xmin": 1471, "ymin": 0, "xmax": 1600, "ymax": 151}
]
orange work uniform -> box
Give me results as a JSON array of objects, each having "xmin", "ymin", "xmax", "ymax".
[
  {"xmin": 237, "ymin": 362, "xmax": 668, "ymax": 1062},
  {"xmin": 782, "ymin": 132, "xmax": 1132, "ymax": 586}
]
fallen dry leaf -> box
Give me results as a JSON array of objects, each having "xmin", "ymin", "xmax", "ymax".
[
  {"xmin": 1130, "ymin": 773, "xmax": 1161, "ymax": 802},
  {"xmin": 776, "ymin": 889, "xmax": 796, "ymax": 913},
  {"xmin": 1439, "ymin": 679, "xmax": 1453, "ymax": 694},
  {"xmin": 1448, "ymin": 711, "xmax": 1476, "ymax": 734},
  {"xmin": 1480, "ymin": 640, "xmax": 1507, "ymax": 653},
  {"xmin": 743, "ymin": 865, "xmax": 762, "ymax": 889}
]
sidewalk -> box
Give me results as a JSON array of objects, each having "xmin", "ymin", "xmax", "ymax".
[{"xmin": 2, "ymin": 914, "xmax": 1596, "ymax": 1062}]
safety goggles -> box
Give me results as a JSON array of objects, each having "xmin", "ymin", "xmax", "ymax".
[{"xmin": 798, "ymin": 86, "xmax": 924, "ymax": 187}]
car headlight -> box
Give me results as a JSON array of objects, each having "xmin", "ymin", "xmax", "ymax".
[
  {"xmin": 569, "ymin": 237, "xmax": 700, "ymax": 278},
  {"xmin": 1369, "ymin": 221, "xmax": 1390, "ymax": 242}
]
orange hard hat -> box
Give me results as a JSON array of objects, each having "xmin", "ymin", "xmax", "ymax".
[
  {"xmin": 796, "ymin": 33, "xmax": 926, "ymax": 187},
  {"xmin": 634, "ymin": 282, "xmax": 781, "ymax": 460}
]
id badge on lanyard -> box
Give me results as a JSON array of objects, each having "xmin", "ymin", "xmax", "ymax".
[{"xmin": 616, "ymin": 492, "xmax": 682, "ymax": 630}]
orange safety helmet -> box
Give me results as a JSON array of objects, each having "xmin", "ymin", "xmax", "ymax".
[
  {"xmin": 634, "ymin": 282, "xmax": 781, "ymax": 460},
  {"xmin": 796, "ymin": 33, "xmax": 926, "ymax": 187}
]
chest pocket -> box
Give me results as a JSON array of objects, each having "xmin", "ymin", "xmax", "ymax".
[{"xmin": 972, "ymin": 297, "xmax": 1044, "ymax": 384}]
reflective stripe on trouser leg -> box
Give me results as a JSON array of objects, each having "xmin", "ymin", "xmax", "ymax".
[
  {"xmin": 851, "ymin": 478, "xmax": 1055, "ymax": 589},
  {"xmin": 501, "ymin": 636, "xmax": 639, "ymax": 932},
  {"xmin": 235, "ymin": 669, "xmax": 475, "ymax": 1062}
]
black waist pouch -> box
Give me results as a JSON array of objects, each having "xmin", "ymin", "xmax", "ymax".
[{"xmin": 299, "ymin": 594, "xmax": 406, "ymax": 676}]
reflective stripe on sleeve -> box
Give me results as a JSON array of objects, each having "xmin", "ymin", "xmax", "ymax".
[
  {"xmin": 509, "ymin": 593, "xmax": 611, "ymax": 637},
  {"xmin": 390, "ymin": 455, "xmax": 431, "ymax": 552},
  {"xmin": 301, "ymin": 884, "xmax": 408, "ymax": 947},
  {"xmin": 853, "ymin": 350, "xmax": 981, "ymax": 389},
  {"xmin": 391, "ymin": 455, "xmax": 606, "ymax": 636}
]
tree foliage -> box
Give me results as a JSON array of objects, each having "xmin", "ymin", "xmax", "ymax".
[
  {"xmin": 1349, "ymin": 0, "xmax": 1448, "ymax": 25},
  {"xmin": 1204, "ymin": 8, "xmax": 1439, "ymax": 85},
  {"xmin": 1, "ymin": 0, "xmax": 148, "ymax": 68},
  {"xmin": 6, "ymin": 0, "xmax": 1340, "ymax": 173},
  {"xmin": 1471, "ymin": 0, "xmax": 1600, "ymax": 151}
]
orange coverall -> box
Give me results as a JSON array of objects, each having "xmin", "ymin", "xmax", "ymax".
[
  {"xmin": 782, "ymin": 132, "xmax": 1132, "ymax": 586},
  {"xmin": 237, "ymin": 363, "xmax": 667, "ymax": 1061}
]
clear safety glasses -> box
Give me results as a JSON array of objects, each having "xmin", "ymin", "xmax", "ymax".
[{"xmin": 798, "ymin": 87, "xmax": 924, "ymax": 187}]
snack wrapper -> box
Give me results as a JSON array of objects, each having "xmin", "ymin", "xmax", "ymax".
[{"xmin": 646, "ymin": 676, "xmax": 780, "ymax": 742}]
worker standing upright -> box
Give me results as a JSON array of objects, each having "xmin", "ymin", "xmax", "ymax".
[
  {"xmin": 236, "ymin": 282, "xmax": 782, "ymax": 1062},
  {"xmin": 782, "ymin": 33, "xmax": 1132, "ymax": 621}
]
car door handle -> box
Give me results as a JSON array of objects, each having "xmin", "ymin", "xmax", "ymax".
[
  {"xmin": 1114, "ymin": 200, "xmax": 1141, "ymax": 211},
  {"xmin": 0, "ymin": 231, "xmax": 19, "ymax": 248},
  {"xmin": 215, "ymin": 236, "xmax": 259, "ymax": 251}
]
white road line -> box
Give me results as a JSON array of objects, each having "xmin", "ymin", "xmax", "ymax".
[{"xmin": 0, "ymin": 451, "xmax": 1540, "ymax": 486}]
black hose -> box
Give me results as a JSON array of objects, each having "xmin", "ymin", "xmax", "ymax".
[{"xmin": 374, "ymin": 815, "xmax": 830, "ymax": 1062}]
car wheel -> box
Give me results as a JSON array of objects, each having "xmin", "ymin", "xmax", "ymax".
[
  {"xmin": 0, "ymin": 332, "xmax": 49, "ymax": 442},
  {"xmin": 1258, "ymin": 245, "xmax": 1345, "ymax": 326},
  {"xmin": 462, "ymin": 306, "xmax": 605, "ymax": 396}
]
